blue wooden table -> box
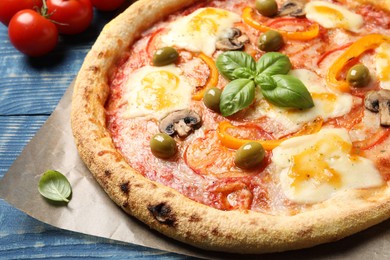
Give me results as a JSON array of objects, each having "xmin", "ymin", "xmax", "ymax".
[{"xmin": 0, "ymin": 9, "xmax": 190, "ymax": 259}]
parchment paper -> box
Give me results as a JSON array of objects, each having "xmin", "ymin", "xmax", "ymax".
[{"xmin": 0, "ymin": 83, "xmax": 389, "ymax": 259}]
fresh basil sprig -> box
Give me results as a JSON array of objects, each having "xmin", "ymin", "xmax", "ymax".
[
  {"xmin": 216, "ymin": 51, "xmax": 314, "ymax": 116},
  {"xmin": 38, "ymin": 170, "xmax": 72, "ymax": 203}
]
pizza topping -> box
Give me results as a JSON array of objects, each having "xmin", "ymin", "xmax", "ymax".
[
  {"xmin": 159, "ymin": 109, "xmax": 201, "ymax": 137},
  {"xmin": 192, "ymin": 53, "xmax": 219, "ymax": 101},
  {"xmin": 123, "ymin": 65, "xmax": 192, "ymax": 119},
  {"xmin": 255, "ymin": 0, "xmax": 278, "ymax": 18},
  {"xmin": 215, "ymin": 27, "xmax": 249, "ymax": 51},
  {"xmin": 273, "ymin": 129, "xmax": 384, "ymax": 203},
  {"xmin": 364, "ymin": 90, "xmax": 390, "ymax": 126},
  {"xmin": 150, "ymin": 133, "xmax": 178, "ymax": 159},
  {"xmin": 242, "ymin": 7, "xmax": 320, "ymax": 41},
  {"xmin": 216, "ymin": 51, "xmax": 313, "ymax": 116},
  {"xmin": 346, "ymin": 64, "xmax": 371, "ymax": 88},
  {"xmin": 327, "ymin": 34, "xmax": 390, "ymax": 93},
  {"xmin": 257, "ymin": 30, "xmax": 285, "ymax": 52},
  {"xmin": 278, "ymin": 0, "xmax": 307, "ymax": 17},
  {"xmin": 152, "ymin": 46, "xmax": 179, "ymax": 66},
  {"xmin": 217, "ymin": 117, "xmax": 323, "ymax": 150},
  {"xmin": 203, "ymin": 87, "xmax": 222, "ymax": 112},
  {"xmin": 234, "ymin": 142, "xmax": 266, "ymax": 170},
  {"xmin": 161, "ymin": 7, "xmax": 241, "ymax": 56},
  {"xmin": 304, "ymin": 1, "xmax": 364, "ymax": 32}
]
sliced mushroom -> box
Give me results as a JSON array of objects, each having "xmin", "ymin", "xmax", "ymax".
[
  {"xmin": 159, "ymin": 109, "xmax": 202, "ymax": 138},
  {"xmin": 278, "ymin": 0, "xmax": 307, "ymax": 17},
  {"xmin": 216, "ymin": 28, "xmax": 249, "ymax": 51},
  {"xmin": 364, "ymin": 90, "xmax": 390, "ymax": 126}
]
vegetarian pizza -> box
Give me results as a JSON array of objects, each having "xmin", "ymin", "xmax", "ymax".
[{"xmin": 71, "ymin": 0, "xmax": 390, "ymax": 253}]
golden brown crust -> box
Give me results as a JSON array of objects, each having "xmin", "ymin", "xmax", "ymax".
[{"xmin": 71, "ymin": 0, "xmax": 390, "ymax": 253}]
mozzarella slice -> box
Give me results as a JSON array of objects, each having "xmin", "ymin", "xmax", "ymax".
[
  {"xmin": 375, "ymin": 42, "xmax": 390, "ymax": 90},
  {"xmin": 123, "ymin": 65, "xmax": 192, "ymax": 119},
  {"xmin": 272, "ymin": 128, "xmax": 383, "ymax": 204},
  {"xmin": 305, "ymin": 1, "xmax": 364, "ymax": 32},
  {"xmin": 162, "ymin": 7, "xmax": 241, "ymax": 56}
]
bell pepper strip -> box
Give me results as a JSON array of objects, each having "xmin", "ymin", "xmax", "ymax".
[
  {"xmin": 192, "ymin": 52, "xmax": 219, "ymax": 101},
  {"xmin": 326, "ymin": 34, "xmax": 390, "ymax": 93},
  {"xmin": 241, "ymin": 7, "xmax": 320, "ymax": 41},
  {"xmin": 217, "ymin": 117, "xmax": 323, "ymax": 150}
]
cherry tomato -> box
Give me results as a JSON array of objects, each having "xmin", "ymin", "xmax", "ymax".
[
  {"xmin": 46, "ymin": 0, "xmax": 93, "ymax": 35},
  {"xmin": 8, "ymin": 9, "xmax": 58, "ymax": 56},
  {"xmin": 90, "ymin": 0, "xmax": 125, "ymax": 11},
  {"xmin": 0, "ymin": 0, "xmax": 42, "ymax": 25}
]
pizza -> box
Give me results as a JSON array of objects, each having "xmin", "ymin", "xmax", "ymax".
[{"xmin": 71, "ymin": 0, "xmax": 390, "ymax": 254}]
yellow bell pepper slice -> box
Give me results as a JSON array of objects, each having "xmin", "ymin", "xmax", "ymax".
[
  {"xmin": 217, "ymin": 117, "xmax": 323, "ymax": 150},
  {"xmin": 327, "ymin": 34, "xmax": 390, "ymax": 93},
  {"xmin": 242, "ymin": 7, "xmax": 320, "ymax": 41},
  {"xmin": 192, "ymin": 53, "xmax": 219, "ymax": 101}
]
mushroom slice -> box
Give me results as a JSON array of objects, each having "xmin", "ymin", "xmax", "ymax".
[
  {"xmin": 216, "ymin": 28, "xmax": 249, "ymax": 51},
  {"xmin": 364, "ymin": 90, "xmax": 390, "ymax": 126},
  {"xmin": 278, "ymin": 0, "xmax": 307, "ymax": 17},
  {"xmin": 159, "ymin": 109, "xmax": 202, "ymax": 138}
]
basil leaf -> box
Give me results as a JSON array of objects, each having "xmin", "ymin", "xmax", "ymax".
[
  {"xmin": 216, "ymin": 51, "xmax": 256, "ymax": 80},
  {"xmin": 38, "ymin": 170, "xmax": 72, "ymax": 202},
  {"xmin": 260, "ymin": 74, "xmax": 314, "ymax": 109},
  {"xmin": 232, "ymin": 67, "xmax": 256, "ymax": 80},
  {"xmin": 256, "ymin": 52, "xmax": 292, "ymax": 76},
  {"xmin": 254, "ymin": 74, "xmax": 276, "ymax": 90},
  {"xmin": 220, "ymin": 78, "xmax": 255, "ymax": 116}
]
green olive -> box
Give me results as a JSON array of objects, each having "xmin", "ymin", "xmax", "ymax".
[
  {"xmin": 150, "ymin": 133, "xmax": 177, "ymax": 159},
  {"xmin": 258, "ymin": 30, "xmax": 284, "ymax": 52},
  {"xmin": 234, "ymin": 142, "xmax": 265, "ymax": 170},
  {"xmin": 255, "ymin": 0, "xmax": 278, "ymax": 17},
  {"xmin": 203, "ymin": 87, "xmax": 222, "ymax": 112},
  {"xmin": 346, "ymin": 64, "xmax": 371, "ymax": 88},
  {"xmin": 152, "ymin": 47, "xmax": 179, "ymax": 66}
]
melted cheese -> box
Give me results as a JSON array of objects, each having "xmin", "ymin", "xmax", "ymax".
[
  {"xmin": 123, "ymin": 65, "xmax": 192, "ymax": 119},
  {"xmin": 272, "ymin": 128, "xmax": 383, "ymax": 203},
  {"xmin": 375, "ymin": 43, "xmax": 390, "ymax": 90},
  {"xmin": 162, "ymin": 7, "xmax": 241, "ymax": 56},
  {"xmin": 305, "ymin": 1, "xmax": 364, "ymax": 32}
]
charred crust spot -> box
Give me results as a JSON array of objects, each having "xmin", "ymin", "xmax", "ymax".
[
  {"xmin": 120, "ymin": 182, "xmax": 130, "ymax": 194},
  {"xmin": 98, "ymin": 52, "xmax": 104, "ymax": 59},
  {"xmin": 189, "ymin": 214, "xmax": 202, "ymax": 222},
  {"xmin": 122, "ymin": 202, "xmax": 129, "ymax": 208},
  {"xmin": 147, "ymin": 202, "xmax": 177, "ymax": 227},
  {"xmin": 88, "ymin": 66, "xmax": 100, "ymax": 73},
  {"xmin": 211, "ymin": 228, "xmax": 220, "ymax": 236},
  {"xmin": 104, "ymin": 170, "xmax": 111, "ymax": 177}
]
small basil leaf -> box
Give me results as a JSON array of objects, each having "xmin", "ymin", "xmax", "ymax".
[
  {"xmin": 232, "ymin": 67, "xmax": 256, "ymax": 80},
  {"xmin": 216, "ymin": 51, "xmax": 256, "ymax": 80},
  {"xmin": 254, "ymin": 74, "xmax": 276, "ymax": 90},
  {"xmin": 38, "ymin": 170, "xmax": 72, "ymax": 203},
  {"xmin": 261, "ymin": 74, "xmax": 314, "ymax": 109},
  {"xmin": 256, "ymin": 52, "xmax": 292, "ymax": 76},
  {"xmin": 220, "ymin": 78, "xmax": 256, "ymax": 116}
]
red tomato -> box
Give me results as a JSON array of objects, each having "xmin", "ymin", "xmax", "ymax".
[
  {"xmin": 46, "ymin": 0, "xmax": 93, "ymax": 35},
  {"xmin": 0, "ymin": 0, "xmax": 42, "ymax": 25},
  {"xmin": 8, "ymin": 9, "xmax": 58, "ymax": 56},
  {"xmin": 90, "ymin": 0, "xmax": 125, "ymax": 11}
]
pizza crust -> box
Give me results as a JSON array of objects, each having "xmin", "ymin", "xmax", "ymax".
[{"xmin": 72, "ymin": 0, "xmax": 390, "ymax": 253}]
